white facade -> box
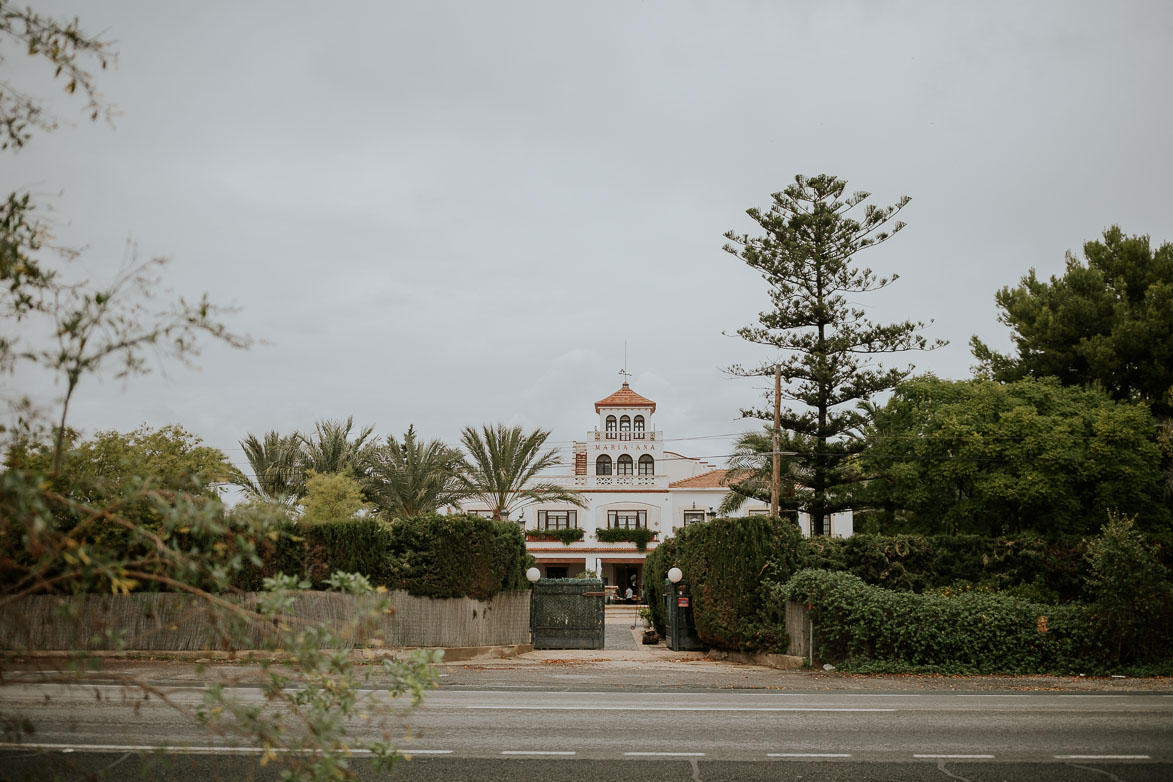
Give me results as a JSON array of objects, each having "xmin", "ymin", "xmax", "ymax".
[{"xmin": 456, "ymin": 382, "xmax": 852, "ymax": 594}]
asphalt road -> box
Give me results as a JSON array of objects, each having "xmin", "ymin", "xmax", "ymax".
[{"xmin": 1, "ymin": 682, "xmax": 1170, "ymax": 780}]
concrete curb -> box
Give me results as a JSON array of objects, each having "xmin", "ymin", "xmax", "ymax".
[
  {"xmin": 705, "ymin": 649, "xmax": 807, "ymax": 670},
  {"xmin": 1, "ymin": 644, "xmax": 534, "ymax": 664}
]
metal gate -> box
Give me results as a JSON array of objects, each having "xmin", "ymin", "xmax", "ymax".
[{"xmin": 530, "ymin": 578, "xmax": 605, "ymax": 650}]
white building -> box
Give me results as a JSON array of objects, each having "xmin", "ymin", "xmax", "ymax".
[{"xmin": 458, "ymin": 382, "xmax": 852, "ymax": 595}]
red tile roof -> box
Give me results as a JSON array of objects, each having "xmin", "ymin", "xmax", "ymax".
[
  {"xmin": 595, "ymin": 383, "xmax": 656, "ymax": 414},
  {"xmin": 669, "ymin": 469, "xmax": 732, "ymax": 489}
]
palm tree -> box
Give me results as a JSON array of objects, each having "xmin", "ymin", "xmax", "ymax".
[
  {"xmin": 454, "ymin": 423, "xmax": 586, "ymax": 520},
  {"xmin": 239, "ymin": 430, "xmax": 303, "ymax": 504},
  {"xmin": 717, "ymin": 427, "xmax": 810, "ymax": 516},
  {"xmin": 239, "ymin": 417, "xmax": 377, "ymax": 502},
  {"xmin": 299, "ymin": 417, "xmax": 377, "ymax": 479},
  {"xmin": 366, "ymin": 426, "xmax": 464, "ymax": 520}
]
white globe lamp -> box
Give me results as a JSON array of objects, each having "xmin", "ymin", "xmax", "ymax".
[
  {"xmin": 667, "ymin": 567, "xmax": 683, "ymax": 584},
  {"xmin": 526, "ymin": 567, "xmax": 541, "ymax": 583}
]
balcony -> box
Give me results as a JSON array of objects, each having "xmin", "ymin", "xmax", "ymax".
[
  {"xmin": 593, "ymin": 430, "xmax": 661, "ymax": 442},
  {"xmin": 550, "ymin": 474, "xmax": 666, "ymax": 489}
]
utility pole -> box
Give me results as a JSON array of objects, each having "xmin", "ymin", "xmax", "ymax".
[{"xmin": 770, "ymin": 364, "xmax": 781, "ymax": 517}]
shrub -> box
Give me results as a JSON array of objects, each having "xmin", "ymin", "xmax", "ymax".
[
  {"xmin": 779, "ymin": 569, "xmax": 1121, "ymax": 674},
  {"xmin": 526, "ymin": 527, "xmax": 584, "ymax": 545},
  {"xmin": 1085, "ymin": 513, "xmax": 1173, "ymax": 663},
  {"xmin": 643, "ymin": 537, "xmax": 676, "ymax": 634},
  {"xmin": 667, "ymin": 516, "xmax": 804, "ymax": 652},
  {"xmin": 595, "ymin": 526, "xmax": 656, "ymax": 551},
  {"xmin": 238, "ymin": 513, "xmax": 528, "ymax": 601},
  {"xmin": 382, "ymin": 514, "xmax": 528, "ymax": 600},
  {"xmin": 799, "ymin": 532, "xmax": 1095, "ymax": 602}
]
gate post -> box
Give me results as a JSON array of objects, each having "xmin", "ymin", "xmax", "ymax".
[{"xmin": 664, "ymin": 578, "xmax": 706, "ymax": 652}]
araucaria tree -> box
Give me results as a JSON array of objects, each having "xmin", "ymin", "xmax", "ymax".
[{"xmin": 724, "ymin": 174, "xmax": 941, "ymax": 535}]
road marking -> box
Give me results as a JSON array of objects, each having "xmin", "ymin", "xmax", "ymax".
[
  {"xmin": 914, "ymin": 754, "xmax": 995, "ymax": 759},
  {"xmin": 0, "ymin": 742, "xmax": 452, "ymax": 756},
  {"xmin": 1054, "ymin": 755, "xmax": 1151, "ymax": 760},
  {"xmin": 501, "ymin": 750, "xmax": 576, "ymax": 756},
  {"xmin": 624, "ymin": 752, "xmax": 705, "ymax": 757},
  {"xmin": 1059, "ymin": 695, "xmax": 1125, "ymax": 698},
  {"xmin": 466, "ymin": 706, "xmax": 896, "ymax": 712},
  {"xmin": 768, "ymin": 753, "xmax": 852, "ymax": 757},
  {"xmin": 957, "ymin": 694, "xmax": 1028, "ymax": 698},
  {"xmin": 838, "ymin": 694, "xmax": 921, "ymax": 697}
]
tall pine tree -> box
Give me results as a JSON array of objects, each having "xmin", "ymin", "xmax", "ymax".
[{"xmin": 724, "ymin": 174, "xmax": 941, "ymax": 535}]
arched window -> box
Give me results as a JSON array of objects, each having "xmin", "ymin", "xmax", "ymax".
[
  {"xmin": 633, "ymin": 415, "xmax": 645, "ymax": 432},
  {"xmin": 619, "ymin": 415, "xmax": 631, "ymax": 432},
  {"xmin": 638, "ymin": 454, "xmax": 654, "ymax": 475},
  {"xmin": 605, "ymin": 415, "xmax": 617, "ymax": 432},
  {"xmin": 596, "ymin": 455, "xmax": 613, "ymax": 475},
  {"xmin": 617, "ymin": 454, "xmax": 634, "ymax": 475}
]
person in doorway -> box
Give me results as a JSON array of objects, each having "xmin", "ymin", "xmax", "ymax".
[{"xmin": 624, "ymin": 585, "xmax": 634, "ymax": 602}]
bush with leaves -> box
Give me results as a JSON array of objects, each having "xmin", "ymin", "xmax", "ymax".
[
  {"xmin": 778, "ymin": 569, "xmax": 1113, "ymax": 674},
  {"xmin": 594, "ymin": 526, "xmax": 656, "ymax": 551},
  {"xmin": 0, "ymin": 6, "xmax": 437, "ymax": 777},
  {"xmin": 651, "ymin": 516, "xmax": 804, "ymax": 652},
  {"xmin": 237, "ymin": 513, "xmax": 528, "ymax": 601},
  {"xmin": 1085, "ymin": 513, "xmax": 1173, "ymax": 663}
]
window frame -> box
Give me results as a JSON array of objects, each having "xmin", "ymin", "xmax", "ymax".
[
  {"xmin": 616, "ymin": 454, "xmax": 634, "ymax": 475},
  {"xmin": 607, "ymin": 509, "xmax": 647, "ymax": 529},
  {"xmin": 682, "ymin": 510, "xmax": 706, "ymax": 526},
  {"xmin": 596, "ymin": 454, "xmax": 613, "ymax": 475},
  {"xmin": 537, "ymin": 510, "xmax": 578, "ymax": 530},
  {"xmin": 637, "ymin": 454, "xmax": 654, "ymax": 475}
]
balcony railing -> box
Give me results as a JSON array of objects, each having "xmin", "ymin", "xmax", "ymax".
[
  {"xmin": 593, "ymin": 430, "xmax": 660, "ymax": 441},
  {"xmin": 550, "ymin": 474, "xmax": 664, "ymax": 489}
]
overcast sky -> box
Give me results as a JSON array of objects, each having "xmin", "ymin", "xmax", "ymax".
[{"xmin": 6, "ymin": 0, "xmax": 1172, "ymax": 479}]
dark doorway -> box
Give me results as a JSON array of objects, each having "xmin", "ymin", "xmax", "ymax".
[{"xmin": 613, "ymin": 564, "xmax": 643, "ymax": 603}]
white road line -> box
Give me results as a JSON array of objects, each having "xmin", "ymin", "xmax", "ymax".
[
  {"xmin": 1054, "ymin": 754, "xmax": 1151, "ymax": 760},
  {"xmin": 957, "ymin": 694, "xmax": 1028, "ymax": 698},
  {"xmin": 1059, "ymin": 695, "xmax": 1125, "ymax": 698},
  {"xmin": 500, "ymin": 750, "xmax": 576, "ymax": 756},
  {"xmin": 0, "ymin": 742, "xmax": 353, "ymax": 755},
  {"xmin": 624, "ymin": 752, "xmax": 705, "ymax": 757},
  {"xmin": 914, "ymin": 754, "xmax": 995, "ymax": 759},
  {"xmin": 768, "ymin": 753, "xmax": 852, "ymax": 757},
  {"xmin": 402, "ymin": 750, "xmax": 454, "ymax": 755},
  {"xmin": 466, "ymin": 706, "xmax": 896, "ymax": 712},
  {"xmin": 838, "ymin": 694, "xmax": 921, "ymax": 697}
]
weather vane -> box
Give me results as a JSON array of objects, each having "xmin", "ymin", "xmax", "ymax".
[{"xmin": 619, "ymin": 341, "xmax": 632, "ymax": 384}]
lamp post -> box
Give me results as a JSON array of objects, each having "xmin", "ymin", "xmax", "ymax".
[
  {"xmin": 526, "ymin": 567, "xmax": 541, "ymax": 648},
  {"xmin": 667, "ymin": 567, "xmax": 682, "ymax": 584}
]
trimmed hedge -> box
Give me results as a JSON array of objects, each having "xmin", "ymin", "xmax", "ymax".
[
  {"xmin": 238, "ymin": 513, "xmax": 528, "ymax": 601},
  {"xmin": 644, "ymin": 537, "xmax": 675, "ymax": 634},
  {"xmin": 801, "ymin": 533, "xmax": 1106, "ymax": 602},
  {"xmin": 778, "ymin": 569, "xmax": 1135, "ymax": 674},
  {"xmin": 649, "ymin": 516, "xmax": 804, "ymax": 652}
]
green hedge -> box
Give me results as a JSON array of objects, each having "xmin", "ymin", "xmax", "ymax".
[
  {"xmin": 238, "ymin": 514, "xmax": 528, "ymax": 600},
  {"xmin": 595, "ymin": 526, "xmax": 656, "ymax": 551},
  {"xmin": 801, "ymin": 533, "xmax": 1106, "ymax": 602},
  {"xmin": 778, "ymin": 569, "xmax": 1127, "ymax": 674},
  {"xmin": 644, "ymin": 537, "xmax": 675, "ymax": 634},
  {"xmin": 651, "ymin": 516, "xmax": 804, "ymax": 652},
  {"xmin": 527, "ymin": 528, "xmax": 584, "ymax": 545}
]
